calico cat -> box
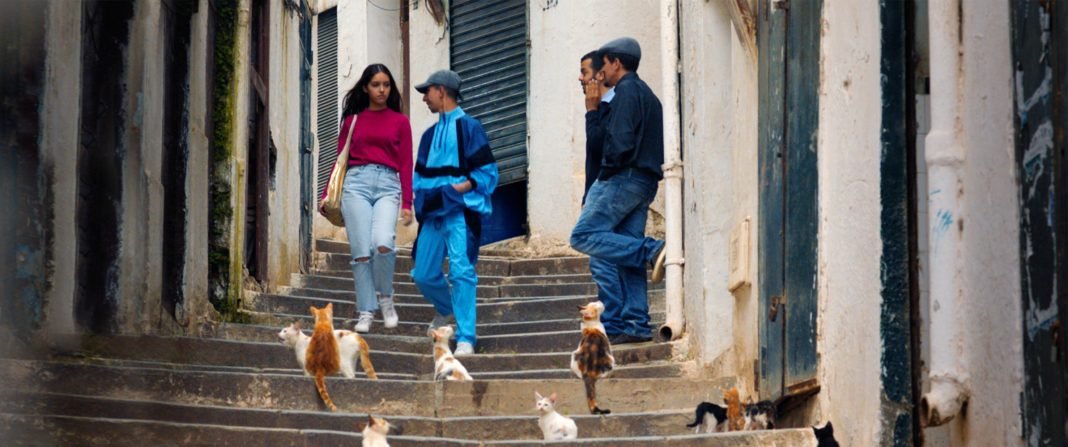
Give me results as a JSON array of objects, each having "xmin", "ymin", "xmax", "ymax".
[
  {"xmin": 361, "ymin": 414, "xmax": 394, "ymax": 447},
  {"xmin": 742, "ymin": 398, "xmax": 776, "ymax": 430},
  {"xmin": 813, "ymin": 421, "xmax": 840, "ymax": 447},
  {"xmin": 535, "ymin": 391, "xmax": 578, "ymax": 441},
  {"xmin": 278, "ymin": 321, "xmax": 378, "ymax": 380},
  {"xmin": 685, "ymin": 401, "xmax": 728, "ymax": 433},
  {"xmin": 306, "ymin": 303, "xmax": 341, "ymax": 411},
  {"xmin": 569, "ymin": 301, "xmax": 615, "ymax": 415},
  {"xmin": 431, "ymin": 325, "xmax": 473, "ymax": 381}
]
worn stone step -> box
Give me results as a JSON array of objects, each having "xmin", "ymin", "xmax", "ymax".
[
  {"xmin": 469, "ymin": 361, "xmax": 686, "ymax": 380},
  {"xmin": 0, "ymin": 413, "xmax": 817, "ymax": 446},
  {"xmin": 51, "ymin": 334, "xmax": 672, "ymax": 375},
  {"xmin": 0, "ymin": 359, "xmax": 732, "ymax": 416},
  {"xmin": 294, "ymin": 272, "xmax": 600, "ymax": 290},
  {"xmin": 319, "ymin": 253, "xmax": 596, "ymax": 277},
  {"xmin": 250, "ymin": 311, "xmax": 666, "ymax": 339},
  {"xmin": 0, "ymin": 392, "xmax": 721, "ymax": 440},
  {"xmin": 286, "ymin": 280, "xmax": 603, "ymax": 300},
  {"xmin": 249, "ymin": 293, "xmax": 631, "ymax": 325}
]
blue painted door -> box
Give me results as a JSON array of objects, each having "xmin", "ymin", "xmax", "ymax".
[{"xmin": 758, "ymin": 0, "xmax": 821, "ymax": 401}]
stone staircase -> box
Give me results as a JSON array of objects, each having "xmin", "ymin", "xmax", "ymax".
[{"xmin": 0, "ymin": 240, "xmax": 815, "ymax": 445}]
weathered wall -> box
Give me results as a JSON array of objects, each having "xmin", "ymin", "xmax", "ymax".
[
  {"xmin": 182, "ymin": 0, "xmax": 216, "ymax": 328},
  {"xmin": 117, "ymin": 0, "xmax": 167, "ymax": 334},
  {"xmin": 40, "ymin": 0, "xmax": 82, "ymax": 336},
  {"xmin": 951, "ymin": 3, "xmax": 1022, "ymax": 445},
  {"xmin": 526, "ymin": 0, "xmax": 665, "ymax": 243},
  {"xmin": 677, "ymin": 0, "xmax": 760, "ymax": 388},
  {"xmin": 229, "ymin": 0, "xmax": 252, "ymax": 300},
  {"xmin": 813, "ymin": 1, "xmax": 884, "ymax": 444},
  {"xmin": 265, "ymin": 2, "xmax": 307, "ymax": 290}
]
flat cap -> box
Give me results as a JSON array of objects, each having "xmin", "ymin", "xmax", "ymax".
[
  {"xmin": 598, "ymin": 37, "xmax": 641, "ymax": 61},
  {"xmin": 415, "ymin": 69, "xmax": 463, "ymax": 100}
]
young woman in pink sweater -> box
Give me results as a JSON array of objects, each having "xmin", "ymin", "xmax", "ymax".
[{"xmin": 322, "ymin": 64, "xmax": 413, "ymax": 333}]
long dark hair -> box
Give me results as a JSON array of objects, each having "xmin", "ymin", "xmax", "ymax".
[{"xmin": 341, "ymin": 63, "xmax": 402, "ymax": 119}]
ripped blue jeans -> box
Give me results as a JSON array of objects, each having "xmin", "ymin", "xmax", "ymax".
[{"xmin": 341, "ymin": 164, "xmax": 401, "ymax": 314}]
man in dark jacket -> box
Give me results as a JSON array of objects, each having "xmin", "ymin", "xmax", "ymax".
[{"xmin": 570, "ymin": 37, "xmax": 667, "ymax": 345}]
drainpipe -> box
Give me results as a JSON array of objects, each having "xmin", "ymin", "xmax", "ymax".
[
  {"xmin": 919, "ymin": 0, "xmax": 969, "ymax": 427},
  {"xmin": 656, "ymin": 0, "xmax": 685, "ymax": 342}
]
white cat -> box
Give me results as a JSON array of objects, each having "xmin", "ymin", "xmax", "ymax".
[
  {"xmin": 430, "ymin": 325, "xmax": 473, "ymax": 381},
  {"xmin": 535, "ymin": 391, "xmax": 578, "ymax": 441},
  {"xmin": 277, "ymin": 321, "xmax": 378, "ymax": 379},
  {"xmin": 361, "ymin": 414, "xmax": 393, "ymax": 447}
]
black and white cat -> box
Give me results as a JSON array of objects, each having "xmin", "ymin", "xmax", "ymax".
[{"xmin": 686, "ymin": 401, "xmax": 728, "ymax": 433}]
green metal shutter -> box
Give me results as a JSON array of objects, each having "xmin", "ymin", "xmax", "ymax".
[
  {"xmin": 450, "ymin": 0, "xmax": 528, "ymax": 185},
  {"xmin": 316, "ymin": 8, "xmax": 338, "ymax": 194}
]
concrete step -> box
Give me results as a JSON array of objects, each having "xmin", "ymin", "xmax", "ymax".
[
  {"xmin": 0, "ymin": 413, "xmax": 817, "ymax": 446},
  {"xmin": 245, "ymin": 311, "xmax": 666, "ymax": 339},
  {"xmin": 319, "ymin": 252, "xmax": 594, "ymax": 277},
  {"xmin": 1, "ymin": 392, "xmax": 816, "ymax": 442},
  {"xmin": 285, "ymin": 280, "xmax": 603, "ymax": 300},
  {"xmin": 293, "ymin": 272, "xmax": 601, "ymax": 289},
  {"xmin": 0, "ymin": 359, "xmax": 732, "ymax": 416},
  {"xmin": 51, "ymin": 333, "xmax": 672, "ymax": 375},
  {"xmin": 248, "ymin": 292, "xmax": 664, "ymax": 325}
]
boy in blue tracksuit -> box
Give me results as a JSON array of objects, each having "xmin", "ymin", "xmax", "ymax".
[{"xmin": 411, "ymin": 69, "xmax": 498, "ymax": 356}]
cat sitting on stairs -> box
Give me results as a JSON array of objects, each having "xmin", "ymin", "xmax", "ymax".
[
  {"xmin": 535, "ymin": 391, "xmax": 578, "ymax": 440},
  {"xmin": 430, "ymin": 325, "xmax": 473, "ymax": 381},
  {"xmin": 360, "ymin": 414, "xmax": 397, "ymax": 447}
]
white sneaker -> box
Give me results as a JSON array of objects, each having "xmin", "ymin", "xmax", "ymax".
[
  {"xmin": 427, "ymin": 313, "xmax": 455, "ymax": 337},
  {"xmin": 379, "ymin": 297, "xmax": 399, "ymax": 329},
  {"xmin": 454, "ymin": 342, "xmax": 475, "ymax": 356},
  {"xmin": 353, "ymin": 311, "xmax": 373, "ymax": 333}
]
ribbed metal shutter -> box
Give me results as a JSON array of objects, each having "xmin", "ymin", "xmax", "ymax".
[
  {"xmin": 316, "ymin": 8, "xmax": 339, "ymax": 194},
  {"xmin": 450, "ymin": 0, "xmax": 528, "ymax": 185}
]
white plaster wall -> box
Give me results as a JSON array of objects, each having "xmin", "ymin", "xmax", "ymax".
[
  {"xmin": 182, "ymin": 0, "xmax": 216, "ymax": 327},
  {"xmin": 367, "ymin": 0, "xmax": 403, "ymax": 87},
  {"xmin": 677, "ymin": 0, "xmax": 751, "ymax": 380},
  {"xmin": 814, "ymin": 1, "xmax": 884, "ymax": 445},
  {"xmin": 407, "ymin": 0, "xmax": 449, "ymax": 142},
  {"xmin": 951, "ymin": 4, "xmax": 1023, "ymax": 445},
  {"xmin": 118, "ymin": 0, "xmax": 167, "ymax": 334},
  {"xmin": 526, "ymin": 0, "xmax": 664, "ymax": 242},
  {"xmin": 40, "ymin": 0, "xmax": 81, "ymax": 335}
]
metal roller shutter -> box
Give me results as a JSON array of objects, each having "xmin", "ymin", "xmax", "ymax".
[
  {"xmin": 316, "ymin": 8, "xmax": 338, "ymax": 195},
  {"xmin": 450, "ymin": 0, "xmax": 528, "ymax": 185}
]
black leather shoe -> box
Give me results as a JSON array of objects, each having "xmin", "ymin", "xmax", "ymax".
[{"xmin": 609, "ymin": 333, "xmax": 653, "ymax": 345}]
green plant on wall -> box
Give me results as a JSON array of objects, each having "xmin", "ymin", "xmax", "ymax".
[{"xmin": 208, "ymin": 0, "xmax": 242, "ymax": 322}]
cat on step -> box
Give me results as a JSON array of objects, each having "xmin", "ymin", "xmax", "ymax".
[
  {"xmin": 431, "ymin": 325, "xmax": 473, "ymax": 381},
  {"xmin": 685, "ymin": 401, "xmax": 728, "ymax": 433},
  {"xmin": 360, "ymin": 414, "xmax": 396, "ymax": 447},
  {"xmin": 535, "ymin": 391, "xmax": 578, "ymax": 440},
  {"xmin": 278, "ymin": 321, "xmax": 378, "ymax": 380},
  {"xmin": 569, "ymin": 301, "xmax": 615, "ymax": 415},
  {"xmin": 306, "ymin": 303, "xmax": 342, "ymax": 411}
]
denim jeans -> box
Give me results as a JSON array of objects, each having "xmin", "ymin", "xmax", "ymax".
[
  {"xmin": 341, "ymin": 164, "xmax": 401, "ymax": 314},
  {"xmin": 570, "ymin": 168, "xmax": 664, "ymax": 338},
  {"xmin": 410, "ymin": 211, "xmax": 478, "ymax": 345}
]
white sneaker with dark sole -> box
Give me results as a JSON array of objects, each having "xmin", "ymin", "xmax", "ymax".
[{"xmin": 353, "ymin": 311, "xmax": 373, "ymax": 333}]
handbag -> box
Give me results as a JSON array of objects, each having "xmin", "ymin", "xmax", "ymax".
[{"xmin": 320, "ymin": 116, "xmax": 357, "ymax": 227}]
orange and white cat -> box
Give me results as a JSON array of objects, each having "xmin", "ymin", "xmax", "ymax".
[
  {"xmin": 570, "ymin": 301, "xmax": 615, "ymax": 414},
  {"xmin": 278, "ymin": 321, "xmax": 378, "ymax": 380},
  {"xmin": 306, "ymin": 303, "xmax": 341, "ymax": 411},
  {"xmin": 431, "ymin": 325, "xmax": 473, "ymax": 381},
  {"xmin": 361, "ymin": 414, "xmax": 394, "ymax": 447}
]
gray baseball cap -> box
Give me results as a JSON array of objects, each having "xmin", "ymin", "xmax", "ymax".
[
  {"xmin": 414, "ymin": 69, "xmax": 463, "ymax": 100},
  {"xmin": 598, "ymin": 37, "xmax": 641, "ymax": 61}
]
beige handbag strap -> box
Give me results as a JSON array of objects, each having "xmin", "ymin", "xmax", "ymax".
[{"xmin": 337, "ymin": 115, "xmax": 357, "ymax": 164}]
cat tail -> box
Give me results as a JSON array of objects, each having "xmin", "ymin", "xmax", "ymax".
[
  {"xmin": 357, "ymin": 336, "xmax": 378, "ymax": 380},
  {"xmin": 583, "ymin": 375, "xmax": 610, "ymax": 415},
  {"xmin": 313, "ymin": 371, "xmax": 338, "ymax": 412}
]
